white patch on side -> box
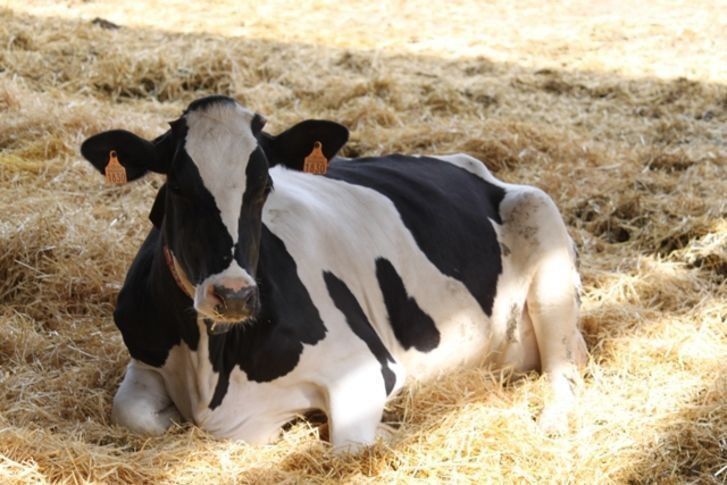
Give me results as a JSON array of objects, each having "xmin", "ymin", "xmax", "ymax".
[
  {"xmin": 184, "ymin": 102, "xmax": 258, "ymax": 247},
  {"xmin": 263, "ymin": 166, "xmax": 493, "ymax": 382}
]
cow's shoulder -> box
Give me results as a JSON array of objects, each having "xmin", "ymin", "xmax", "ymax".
[{"xmin": 114, "ymin": 228, "xmax": 197, "ymax": 367}]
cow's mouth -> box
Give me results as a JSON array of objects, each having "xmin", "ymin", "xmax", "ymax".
[
  {"xmin": 194, "ymin": 300, "xmax": 259, "ymax": 332},
  {"xmin": 203, "ymin": 318, "xmax": 247, "ymax": 335},
  {"xmin": 201, "ymin": 311, "xmax": 259, "ymax": 334}
]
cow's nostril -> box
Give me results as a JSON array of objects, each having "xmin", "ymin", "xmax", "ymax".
[
  {"xmin": 211, "ymin": 285, "xmax": 226, "ymax": 306},
  {"xmin": 238, "ymin": 286, "xmax": 255, "ymax": 304}
]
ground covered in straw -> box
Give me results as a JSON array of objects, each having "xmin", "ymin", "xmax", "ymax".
[{"xmin": 0, "ymin": 1, "xmax": 725, "ymax": 483}]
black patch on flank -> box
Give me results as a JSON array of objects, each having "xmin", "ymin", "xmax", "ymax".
[
  {"xmin": 207, "ymin": 226, "xmax": 327, "ymax": 409},
  {"xmin": 323, "ymin": 271, "xmax": 396, "ymax": 396},
  {"xmin": 326, "ymin": 155, "xmax": 506, "ymax": 317},
  {"xmin": 375, "ymin": 258, "xmax": 440, "ymax": 352}
]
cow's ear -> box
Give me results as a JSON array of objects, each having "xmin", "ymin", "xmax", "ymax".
[
  {"xmin": 80, "ymin": 129, "xmax": 173, "ymax": 181},
  {"xmin": 259, "ymin": 120, "xmax": 349, "ymax": 171}
]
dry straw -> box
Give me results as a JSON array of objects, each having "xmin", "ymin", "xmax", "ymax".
[{"xmin": 1, "ymin": 1, "xmax": 725, "ymax": 483}]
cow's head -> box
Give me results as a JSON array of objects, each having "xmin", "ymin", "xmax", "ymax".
[{"xmin": 81, "ymin": 95, "xmax": 348, "ymax": 325}]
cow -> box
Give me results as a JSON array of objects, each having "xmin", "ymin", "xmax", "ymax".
[{"xmin": 80, "ymin": 95, "xmax": 588, "ymax": 452}]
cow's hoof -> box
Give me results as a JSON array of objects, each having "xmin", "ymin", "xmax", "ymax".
[
  {"xmin": 331, "ymin": 441, "xmax": 369, "ymax": 456},
  {"xmin": 157, "ymin": 404, "xmax": 183, "ymax": 429},
  {"xmin": 112, "ymin": 401, "xmax": 181, "ymax": 436},
  {"xmin": 537, "ymin": 404, "xmax": 569, "ymax": 436}
]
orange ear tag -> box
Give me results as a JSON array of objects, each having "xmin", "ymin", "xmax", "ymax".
[
  {"xmin": 303, "ymin": 141, "xmax": 328, "ymax": 175},
  {"xmin": 104, "ymin": 150, "xmax": 127, "ymax": 185}
]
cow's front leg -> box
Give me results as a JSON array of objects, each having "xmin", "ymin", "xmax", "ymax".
[
  {"xmin": 111, "ymin": 360, "xmax": 181, "ymax": 435},
  {"xmin": 326, "ymin": 363, "xmax": 389, "ymax": 454}
]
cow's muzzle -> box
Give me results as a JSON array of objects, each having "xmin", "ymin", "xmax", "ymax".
[
  {"xmin": 211, "ymin": 284, "xmax": 259, "ymax": 320},
  {"xmin": 195, "ymin": 274, "xmax": 260, "ymax": 324}
]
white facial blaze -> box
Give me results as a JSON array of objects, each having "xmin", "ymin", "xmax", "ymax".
[{"xmin": 184, "ymin": 102, "xmax": 258, "ymax": 249}]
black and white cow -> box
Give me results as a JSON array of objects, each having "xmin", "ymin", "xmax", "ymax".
[{"xmin": 81, "ymin": 95, "xmax": 587, "ymax": 451}]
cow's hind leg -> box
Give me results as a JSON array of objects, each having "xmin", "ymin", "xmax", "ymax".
[
  {"xmin": 526, "ymin": 236, "xmax": 588, "ymax": 434},
  {"xmin": 503, "ymin": 188, "xmax": 588, "ymax": 433},
  {"xmin": 112, "ymin": 360, "xmax": 181, "ymax": 435}
]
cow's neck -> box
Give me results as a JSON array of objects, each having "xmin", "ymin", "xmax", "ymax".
[{"xmin": 147, "ymin": 232, "xmax": 202, "ymax": 352}]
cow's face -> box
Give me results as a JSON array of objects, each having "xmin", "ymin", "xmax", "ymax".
[
  {"xmin": 81, "ymin": 95, "xmax": 348, "ymax": 326},
  {"xmin": 164, "ymin": 98, "xmax": 270, "ymax": 322}
]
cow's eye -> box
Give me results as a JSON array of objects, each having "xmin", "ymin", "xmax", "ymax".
[
  {"xmin": 258, "ymin": 182, "xmax": 273, "ymax": 201},
  {"xmin": 168, "ymin": 183, "xmax": 189, "ymax": 199}
]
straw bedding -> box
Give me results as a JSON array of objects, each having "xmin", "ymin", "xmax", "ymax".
[{"xmin": 0, "ymin": 1, "xmax": 725, "ymax": 483}]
